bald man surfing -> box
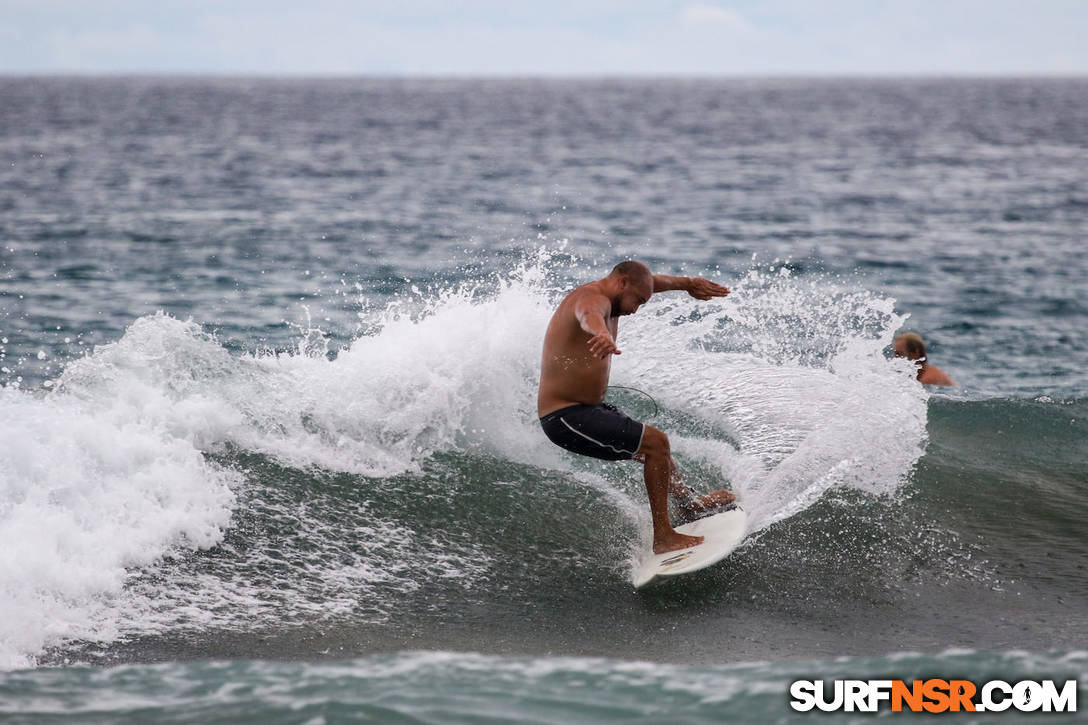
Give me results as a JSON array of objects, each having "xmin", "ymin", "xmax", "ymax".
[{"xmin": 538, "ymin": 261, "xmax": 736, "ymax": 554}]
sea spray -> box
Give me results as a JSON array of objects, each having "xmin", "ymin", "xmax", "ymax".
[
  {"xmin": 613, "ymin": 263, "xmax": 928, "ymax": 534},
  {"xmin": 0, "ymin": 251, "xmax": 930, "ymax": 668}
]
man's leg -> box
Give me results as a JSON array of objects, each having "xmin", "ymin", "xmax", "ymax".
[
  {"xmin": 637, "ymin": 426, "xmax": 704, "ymax": 554},
  {"xmin": 666, "ymin": 456, "xmax": 736, "ymax": 511},
  {"xmin": 667, "ymin": 458, "xmax": 698, "ymax": 505}
]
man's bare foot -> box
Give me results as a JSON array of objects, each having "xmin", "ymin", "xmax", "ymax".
[
  {"xmin": 653, "ymin": 531, "xmax": 704, "ymax": 554},
  {"xmin": 679, "ymin": 489, "xmax": 736, "ymax": 515}
]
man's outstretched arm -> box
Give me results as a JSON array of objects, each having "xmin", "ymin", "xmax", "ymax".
[{"xmin": 652, "ymin": 274, "xmax": 730, "ymax": 300}]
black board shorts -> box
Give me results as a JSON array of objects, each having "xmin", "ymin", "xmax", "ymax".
[{"xmin": 539, "ymin": 403, "xmax": 646, "ymax": 461}]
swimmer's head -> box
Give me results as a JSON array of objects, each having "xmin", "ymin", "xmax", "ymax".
[{"xmin": 894, "ymin": 332, "xmax": 927, "ymax": 361}]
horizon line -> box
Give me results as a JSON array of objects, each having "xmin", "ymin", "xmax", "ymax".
[{"xmin": 4, "ymin": 70, "xmax": 1088, "ymax": 81}]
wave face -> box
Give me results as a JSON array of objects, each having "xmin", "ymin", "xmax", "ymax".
[{"xmin": 0, "ymin": 256, "xmax": 942, "ymax": 668}]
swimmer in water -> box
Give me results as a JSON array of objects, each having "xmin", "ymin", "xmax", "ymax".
[{"xmin": 894, "ymin": 332, "xmax": 955, "ymax": 386}]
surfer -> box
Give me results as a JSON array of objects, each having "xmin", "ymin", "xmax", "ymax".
[
  {"xmin": 893, "ymin": 332, "xmax": 955, "ymax": 386},
  {"xmin": 538, "ymin": 261, "xmax": 736, "ymax": 554}
]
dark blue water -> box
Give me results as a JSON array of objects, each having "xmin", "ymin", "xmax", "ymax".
[{"xmin": 1, "ymin": 77, "xmax": 1085, "ymax": 721}]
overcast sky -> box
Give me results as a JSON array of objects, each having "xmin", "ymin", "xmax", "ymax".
[{"xmin": 2, "ymin": 0, "xmax": 1086, "ymax": 76}]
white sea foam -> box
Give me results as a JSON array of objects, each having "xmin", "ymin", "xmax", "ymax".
[
  {"xmin": 0, "ymin": 386, "xmax": 238, "ymax": 669},
  {"xmin": 0, "ymin": 251, "xmax": 928, "ymax": 667},
  {"xmin": 0, "ymin": 262, "xmax": 560, "ymax": 667},
  {"xmin": 612, "ymin": 264, "xmax": 929, "ymax": 534}
]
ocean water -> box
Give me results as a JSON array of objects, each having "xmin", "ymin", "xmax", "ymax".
[{"xmin": 0, "ymin": 77, "xmax": 1086, "ymax": 722}]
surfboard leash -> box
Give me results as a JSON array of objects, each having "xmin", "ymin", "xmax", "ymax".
[{"xmin": 607, "ymin": 385, "xmax": 660, "ymax": 417}]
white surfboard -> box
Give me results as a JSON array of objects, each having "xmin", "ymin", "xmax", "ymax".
[{"xmin": 631, "ymin": 504, "xmax": 747, "ymax": 588}]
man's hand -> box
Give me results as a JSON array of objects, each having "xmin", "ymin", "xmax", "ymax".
[
  {"xmin": 686, "ymin": 277, "xmax": 730, "ymax": 300},
  {"xmin": 587, "ymin": 331, "xmax": 621, "ymax": 358}
]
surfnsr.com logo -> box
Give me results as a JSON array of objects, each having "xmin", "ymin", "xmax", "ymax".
[{"xmin": 790, "ymin": 679, "xmax": 1078, "ymax": 713}]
